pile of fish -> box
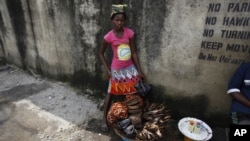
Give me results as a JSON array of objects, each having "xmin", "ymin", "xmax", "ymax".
[
  {"xmin": 124, "ymin": 94, "xmax": 144, "ymax": 128},
  {"xmin": 136, "ymin": 103, "xmax": 171, "ymax": 141},
  {"xmin": 107, "ymin": 94, "xmax": 171, "ymax": 141}
]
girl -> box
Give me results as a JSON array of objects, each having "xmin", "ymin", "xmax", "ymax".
[{"xmin": 99, "ymin": 4, "xmax": 145, "ymax": 131}]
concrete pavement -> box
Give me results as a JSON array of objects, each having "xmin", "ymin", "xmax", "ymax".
[{"xmin": 0, "ymin": 66, "xmax": 123, "ymax": 141}]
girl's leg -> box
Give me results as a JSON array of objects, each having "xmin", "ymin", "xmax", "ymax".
[{"xmin": 101, "ymin": 93, "xmax": 112, "ymax": 131}]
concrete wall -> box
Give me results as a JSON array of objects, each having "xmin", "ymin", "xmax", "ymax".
[{"xmin": 1, "ymin": 0, "xmax": 250, "ymax": 126}]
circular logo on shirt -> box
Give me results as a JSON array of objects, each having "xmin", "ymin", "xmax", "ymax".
[{"xmin": 117, "ymin": 44, "xmax": 131, "ymax": 61}]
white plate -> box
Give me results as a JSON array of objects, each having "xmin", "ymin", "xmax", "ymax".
[{"xmin": 178, "ymin": 117, "xmax": 213, "ymax": 141}]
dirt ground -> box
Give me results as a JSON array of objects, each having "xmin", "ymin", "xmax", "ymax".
[{"xmin": 0, "ymin": 66, "xmax": 183, "ymax": 141}]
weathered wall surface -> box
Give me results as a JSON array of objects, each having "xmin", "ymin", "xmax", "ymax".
[{"xmin": 1, "ymin": 0, "xmax": 250, "ymax": 126}]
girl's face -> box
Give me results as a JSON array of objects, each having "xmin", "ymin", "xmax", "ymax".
[{"xmin": 112, "ymin": 14, "xmax": 125, "ymax": 30}]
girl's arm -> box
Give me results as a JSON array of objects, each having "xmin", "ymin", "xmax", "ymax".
[
  {"xmin": 130, "ymin": 36, "xmax": 145, "ymax": 79},
  {"xmin": 99, "ymin": 40, "xmax": 111, "ymax": 77}
]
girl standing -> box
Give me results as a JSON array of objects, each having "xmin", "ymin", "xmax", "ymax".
[{"xmin": 99, "ymin": 4, "xmax": 145, "ymax": 131}]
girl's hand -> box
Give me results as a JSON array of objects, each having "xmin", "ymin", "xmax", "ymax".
[{"xmin": 107, "ymin": 71, "xmax": 112, "ymax": 78}]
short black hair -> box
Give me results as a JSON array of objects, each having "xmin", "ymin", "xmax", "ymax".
[{"xmin": 111, "ymin": 12, "xmax": 127, "ymax": 20}]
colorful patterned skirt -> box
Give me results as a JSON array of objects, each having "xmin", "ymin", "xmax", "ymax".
[{"xmin": 108, "ymin": 65, "xmax": 141, "ymax": 95}]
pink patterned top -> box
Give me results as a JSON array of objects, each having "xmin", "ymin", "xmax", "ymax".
[{"xmin": 104, "ymin": 27, "xmax": 134, "ymax": 69}]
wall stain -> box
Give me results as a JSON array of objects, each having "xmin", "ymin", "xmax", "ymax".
[
  {"xmin": 6, "ymin": 0, "xmax": 27, "ymax": 69},
  {"xmin": 26, "ymin": 0, "xmax": 42, "ymax": 73},
  {"xmin": 0, "ymin": 13, "xmax": 5, "ymax": 55},
  {"xmin": 47, "ymin": 0, "xmax": 56, "ymax": 20},
  {"xmin": 46, "ymin": 0, "xmax": 72, "ymax": 25},
  {"xmin": 0, "ymin": 38, "xmax": 5, "ymax": 57},
  {"xmin": 143, "ymin": 0, "xmax": 167, "ymax": 72},
  {"xmin": 70, "ymin": 69, "xmax": 107, "ymax": 99},
  {"xmin": 0, "ymin": 12, "xmax": 7, "ymax": 38},
  {"xmin": 32, "ymin": 55, "xmax": 107, "ymax": 100}
]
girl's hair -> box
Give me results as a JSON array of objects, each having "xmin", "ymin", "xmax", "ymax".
[{"xmin": 111, "ymin": 12, "xmax": 127, "ymax": 20}]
